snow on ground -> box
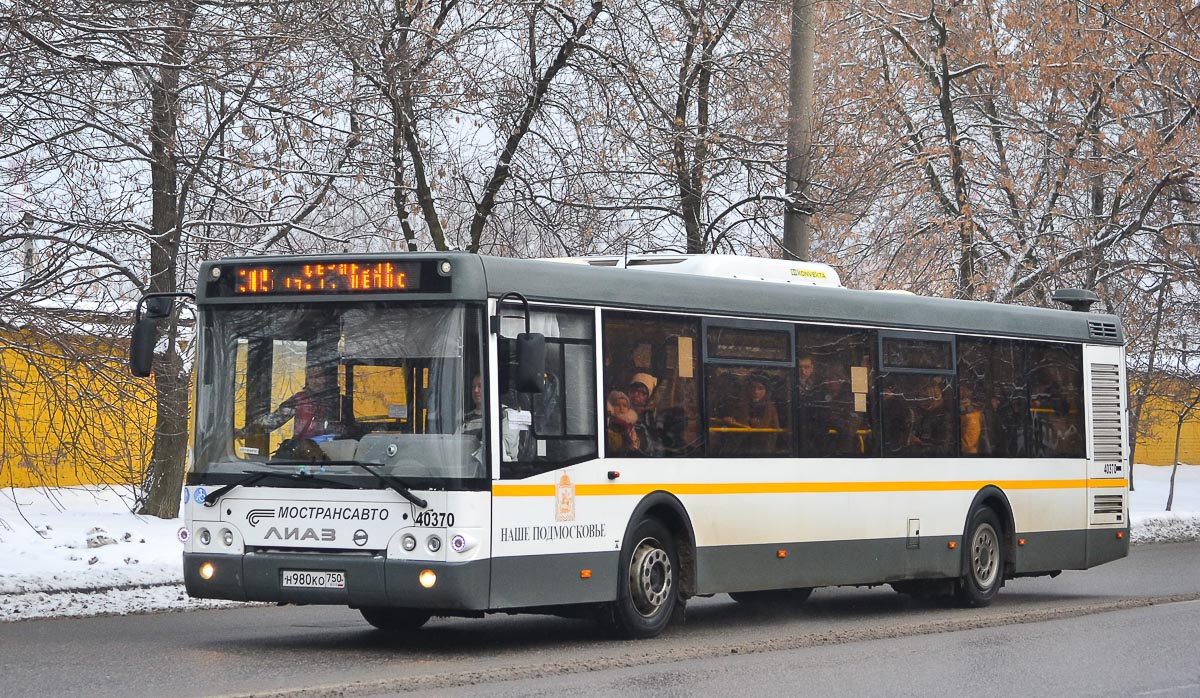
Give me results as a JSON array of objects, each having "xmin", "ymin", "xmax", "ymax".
[{"xmin": 1, "ymin": 464, "xmax": 1197, "ymax": 622}]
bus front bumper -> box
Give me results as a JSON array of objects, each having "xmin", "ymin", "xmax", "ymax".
[{"xmin": 183, "ymin": 552, "xmax": 490, "ymax": 610}]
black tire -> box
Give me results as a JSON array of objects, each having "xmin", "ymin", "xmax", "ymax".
[
  {"xmin": 956, "ymin": 507, "xmax": 1004, "ymax": 607},
  {"xmin": 609, "ymin": 518, "xmax": 682, "ymax": 639},
  {"xmin": 729, "ymin": 588, "xmax": 813, "ymax": 605},
  {"xmin": 359, "ymin": 607, "xmax": 431, "ymax": 632}
]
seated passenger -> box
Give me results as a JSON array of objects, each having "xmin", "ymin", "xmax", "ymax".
[
  {"xmin": 459, "ymin": 374, "xmax": 484, "ymax": 441},
  {"xmin": 744, "ymin": 374, "xmax": 781, "ymax": 454},
  {"xmin": 911, "ymin": 377, "xmax": 952, "ymax": 456},
  {"xmin": 627, "ymin": 373, "xmax": 662, "ymax": 455},
  {"xmin": 606, "ymin": 390, "xmax": 643, "ymax": 456},
  {"xmin": 959, "ymin": 382, "xmax": 984, "ymax": 455}
]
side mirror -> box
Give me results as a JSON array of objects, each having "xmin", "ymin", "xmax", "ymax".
[
  {"xmin": 494, "ymin": 291, "xmax": 546, "ymax": 394},
  {"xmin": 127, "ymin": 291, "xmax": 195, "ymax": 378},
  {"xmin": 144, "ymin": 296, "xmax": 174, "ymax": 319},
  {"xmin": 513, "ymin": 333, "xmax": 546, "ymax": 393},
  {"xmin": 129, "ymin": 316, "xmax": 158, "ymax": 377}
]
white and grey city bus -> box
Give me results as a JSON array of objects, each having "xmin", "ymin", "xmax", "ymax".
[{"xmin": 130, "ymin": 253, "xmax": 1129, "ymax": 638}]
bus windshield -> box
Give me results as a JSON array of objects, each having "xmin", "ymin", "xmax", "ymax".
[{"xmin": 193, "ymin": 302, "xmax": 486, "ymax": 487}]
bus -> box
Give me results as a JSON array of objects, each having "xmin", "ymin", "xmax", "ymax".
[{"xmin": 129, "ymin": 252, "xmax": 1129, "ymax": 638}]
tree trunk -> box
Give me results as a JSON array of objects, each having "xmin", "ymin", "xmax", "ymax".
[
  {"xmin": 782, "ymin": 0, "xmax": 814, "ymax": 261},
  {"xmin": 1166, "ymin": 416, "xmax": 1182, "ymax": 511},
  {"xmin": 139, "ymin": 1, "xmax": 195, "ymax": 519},
  {"xmin": 1127, "ymin": 269, "xmax": 1169, "ymax": 491}
]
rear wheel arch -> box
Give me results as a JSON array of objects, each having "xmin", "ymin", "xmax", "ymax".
[{"xmin": 964, "ymin": 485, "xmax": 1016, "ymax": 577}]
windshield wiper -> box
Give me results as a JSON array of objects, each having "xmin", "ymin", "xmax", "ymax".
[
  {"xmin": 202, "ymin": 469, "xmax": 355, "ymax": 508},
  {"xmin": 315, "ymin": 461, "xmax": 428, "ymax": 509},
  {"xmin": 294, "ymin": 462, "xmax": 427, "ymax": 510}
]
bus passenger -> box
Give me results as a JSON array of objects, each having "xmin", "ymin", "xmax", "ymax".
[
  {"xmin": 627, "ymin": 373, "xmax": 662, "ymax": 455},
  {"xmin": 912, "ymin": 377, "xmax": 952, "ymax": 456},
  {"xmin": 606, "ymin": 390, "xmax": 642, "ymax": 456},
  {"xmin": 796, "ymin": 355, "xmax": 827, "ymax": 453},
  {"xmin": 745, "ymin": 374, "xmax": 781, "ymax": 454},
  {"xmin": 460, "ymin": 374, "xmax": 484, "ymax": 441},
  {"xmin": 959, "ymin": 382, "xmax": 984, "ymax": 455},
  {"xmin": 823, "ymin": 364, "xmax": 859, "ymax": 454}
]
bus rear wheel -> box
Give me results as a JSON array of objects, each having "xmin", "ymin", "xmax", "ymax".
[
  {"xmin": 729, "ymin": 588, "xmax": 813, "ymax": 605},
  {"xmin": 956, "ymin": 507, "xmax": 1004, "ymax": 607},
  {"xmin": 609, "ymin": 518, "xmax": 681, "ymax": 639},
  {"xmin": 359, "ymin": 607, "xmax": 432, "ymax": 632}
]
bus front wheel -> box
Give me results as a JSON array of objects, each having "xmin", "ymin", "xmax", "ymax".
[
  {"xmin": 956, "ymin": 507, "xmax": 1004, "ymax": 607},
  {"xmin": 359, "ymin": 607, "xmax": 431, "ymax": 632},
  {"xmin": 609, "ymin": 518, "xmax": 681, "ymax": 639}
]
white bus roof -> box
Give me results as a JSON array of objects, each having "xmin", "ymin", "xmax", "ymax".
[{"xmin": 542, "ymin": 254, "xmax": 842, "ymax": 288}]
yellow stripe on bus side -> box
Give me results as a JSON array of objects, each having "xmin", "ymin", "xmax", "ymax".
[{"xmin": 491, "ymin": 478, "xmax": 1129, "ymax": 498}]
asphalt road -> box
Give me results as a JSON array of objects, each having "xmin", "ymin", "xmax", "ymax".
[{"xmin": 3, "ymin": 541, "xmax": 1198, "ymax": 698}]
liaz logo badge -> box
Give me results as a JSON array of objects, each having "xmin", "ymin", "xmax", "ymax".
[
  {"xmin": 246, "ymin": 508, "xmax": 276, "ymax": 527},
  {"xmin": 264, "ymin": 527, "xmax": 336, "ymax": 542}
]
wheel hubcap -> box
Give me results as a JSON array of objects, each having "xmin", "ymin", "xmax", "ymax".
[
  {"xmin": 971, "ymin": 523, "xmax": 1000, "ymax": 589},
  {"xmin": 628, "ymin": 536, "xmax": 672, "ymax": 617}
]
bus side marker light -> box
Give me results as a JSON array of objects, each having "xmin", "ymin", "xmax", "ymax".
[
  {"xmin": 1117, "ymin": 531, "xmax": 1124, "ymax": 540},
  {"xmin": 419, "ymin": 569, "xmax": 437, "ymax": 588},
  {"xmin": 1018, "ymin": 538, "xmax": 1026, "ymax": 546},
  {"xmin": 580, "ymin": 569, "xmax": 592, "ymax": 579},
  {"xmin": 199, "ymin": 562, "xmax": 215, "ymax": 580},
  {"xmin": 607, "ymin": 470, "xmax": 620, "ymax": 480},
  {"xmin": 776, "ymin": 550, "xmax": 787, "ymax": 559},
  {"xmin": 948, "ymin": 541, "xmax": 957, "ymax": 550}
]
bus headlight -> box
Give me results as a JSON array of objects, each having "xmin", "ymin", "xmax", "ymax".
[
  {"xmin": 198, "ymin": 528, "xmax": 211, "ymax": 546},
  {"xmin": 401, "ymin": 534, "xmax": 417, "ymax": 552},
  {"xmin": 427, "ymin": 535, "xmax": 442, "ymax": 553},
  {"xmin": 221, "ymin": 529, "xmax": 234, "ymax": 547},
  {"xmin": 419, "ymin": 569, "xmax": 437, "ymax": 588}
]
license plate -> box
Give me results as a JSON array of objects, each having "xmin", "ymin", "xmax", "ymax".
[{"xmin": 281, "ymin": 570, "xmax": 346, "ymax": 589}]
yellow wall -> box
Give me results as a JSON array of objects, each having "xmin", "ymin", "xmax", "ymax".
[
  {"xmin": 1136, "ymin": 392, "xmax": 1200, "ymax": 466},
  {"xmin": 0, "ymin": 329, "xmax": 155, "ymax": 488}
]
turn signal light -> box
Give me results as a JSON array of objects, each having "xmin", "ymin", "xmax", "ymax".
[
  {"xmin": 580, "ymin": 569, "xmax": 592, "ymax": 579},
  {"xmin": 1018, "ymin": 538, "xmax": 1026, "ymax": 546},
  {"xmin": 1117, "ymin": 531, "xmax": 1125, "ymax": 540},
  {"xmin": 948, "ymin": 541, "xmax": 957, "ymax": 550},
  {"xmin": 419, "ymin": 569, "xmax": 437, "ymax": 588},
  {"xmin": 199, "ymin": 561, "xmax": 215, "ymax": 580},
  {"xmin": 777, "ymin": 550, "xmax": 787, "ymax": 559}
]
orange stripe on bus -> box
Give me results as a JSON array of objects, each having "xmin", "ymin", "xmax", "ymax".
[{"xmin": 492, "ymin": 479, "xmax": 1128, "ymax": 497}]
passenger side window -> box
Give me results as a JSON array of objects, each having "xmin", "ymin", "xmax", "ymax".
[
  {"xmin": 879, "ymin": 334, "xmax": 956, "ymax": 458},
  {"xmin": 703, "ymin": 322, "xmax": 794, "ymax": 458},
  {"xmin": 601, "ymin": 312, "xmax": 702, "ymax": 458},
  {"xmin": 957, "ymin": 338, "xmax": 1026, "ymax": 457},
  {"xmin": 794, "ymin": 326, "xmax": 877, "ymax": 457},
  {"xmin": 499, "ymin": 307, "xmax": 596, "ymax": 479},
  {"xmin": 1026, "ymin": 342, "xmax": 1085, "ymax": 458}
]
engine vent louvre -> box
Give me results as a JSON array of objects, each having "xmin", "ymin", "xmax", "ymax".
[
  {"xmin": 1091, "ymin": 493, "xmax": 1125, "ymax": 525},
  {"xmin": 1089, "ymin": 363, "xmax": 1124, "ymax": 464},
  {"xmin": 1088, "ymin": 321, "xmax": 1119, "ymax": 340},
  {"xmin": 1093, "ymin": 494, "xmax": 1124, "ymax": 515}
]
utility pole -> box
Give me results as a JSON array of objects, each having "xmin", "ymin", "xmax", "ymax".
[{"xmin": 783, "ymin": 0, "xmax": 815, "ymax": 261}]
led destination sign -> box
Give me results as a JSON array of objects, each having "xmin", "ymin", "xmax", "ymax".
[{"xmin": 218, "ymin": 260, "xmax": 446, "ymax": 296}]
